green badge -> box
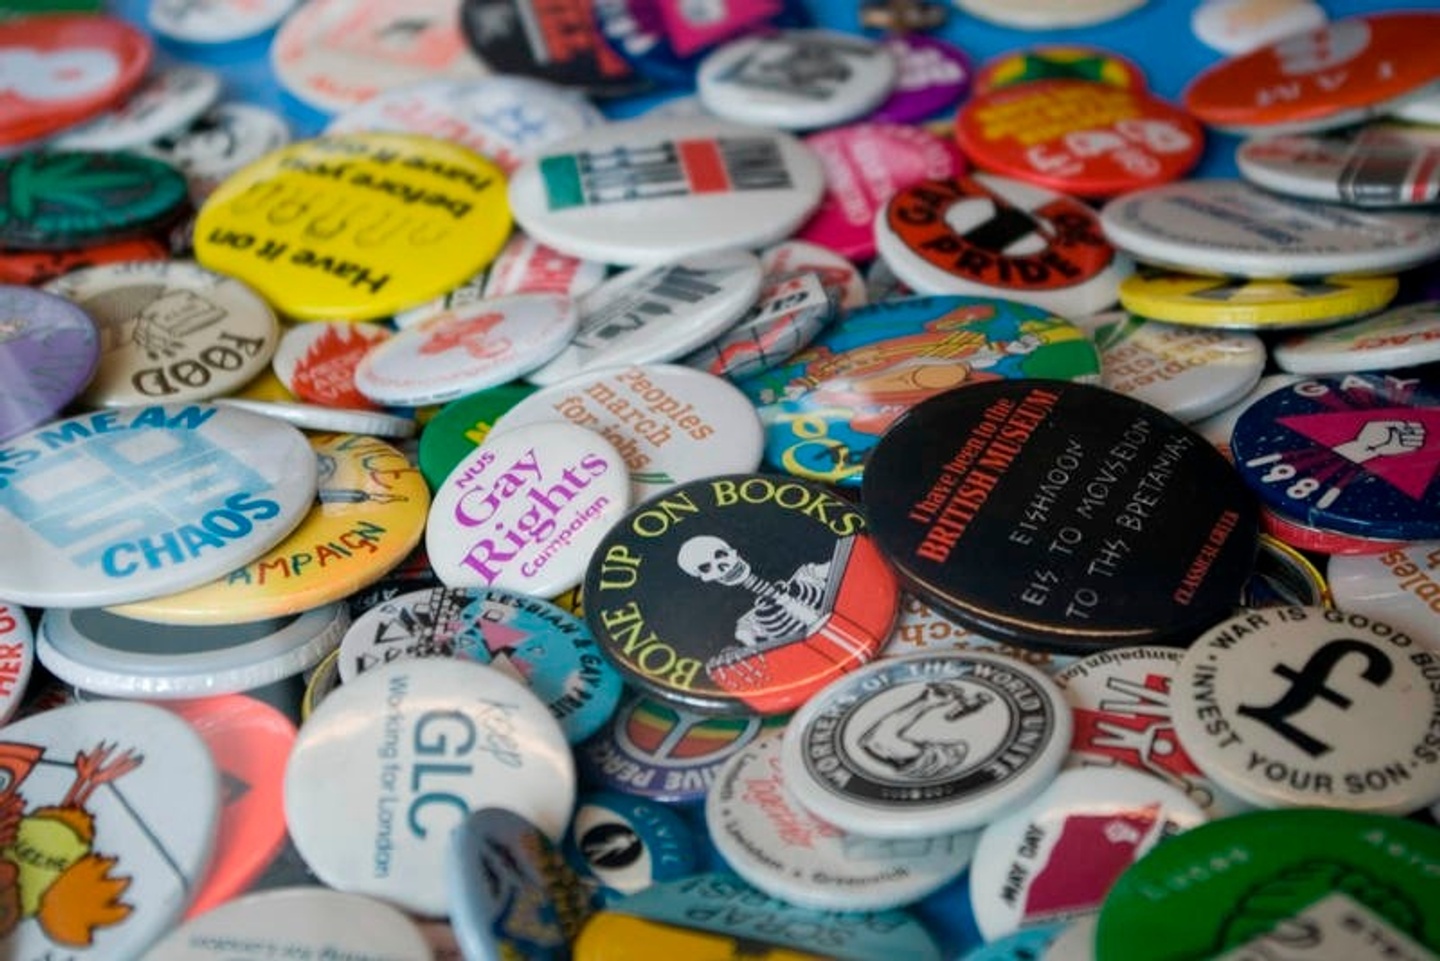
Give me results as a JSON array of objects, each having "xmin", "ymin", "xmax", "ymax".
[
  {"xmin": 1096, "ymin": 809, "xmax": 1440, "ymax": 960},
  {"xmin": 0, "ymin": 151, "xmax": 188, "ymax": 250},
  {"xmin": 417, "ymin": 383, "xmax": 538, "ymax": 490}
]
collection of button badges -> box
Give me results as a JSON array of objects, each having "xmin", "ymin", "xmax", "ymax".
[{"xmin": 1, "ymin": 0, "xmax": 1439, "ymax": 959}]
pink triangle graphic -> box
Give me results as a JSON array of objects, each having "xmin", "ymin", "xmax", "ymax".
[
  {"xmin": 1278, "ymin": 407, "xmax": 1440, "ymax": 500},
  {"xmin": 479, "ymin": 620, "xmax": 529, "ymax": 655}
]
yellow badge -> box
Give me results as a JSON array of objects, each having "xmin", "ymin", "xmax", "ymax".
[
  {"xmin": 195, "ymin": 134, "xmax": 511, "ymax": 321},
  {"xmin": 1119, "ymin": 271, "xmax": 1399, "ymax": 329},
  {"xmin": 109, "ymin": 434, "xmax": 429, "ymax": 624},
  {"xmin": 574, "ymin": 913, "xmax": 833, "ymax": 960}
]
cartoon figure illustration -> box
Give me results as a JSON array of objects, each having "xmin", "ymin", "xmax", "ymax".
[
  {"xmin": 315, "ymin": 452, "xmax": 408, "ymax": 505},
  {"xmin": 0, "ymin": 741, "xmax": 143, "ymax": 947},
  {"xmin": 677, "ymin": 535, "xmax": 830, "ymax": 648},
  {"xmin": 418, "ymin": 311, "xmax": 511, "ymax": 361},
  {"xmin": 857, "ymin": 682, "xmax": 992, "ymax": 779}
]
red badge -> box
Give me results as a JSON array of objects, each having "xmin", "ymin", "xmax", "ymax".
[
  {"xmin": 956, "ymin": 80, "xmax": 1203, "ymax": 198},
  {"xmin": 0, "ymin": 14, "xmax": 151, "ymax": 147},
  {"xmin": 1184, "ymin": 12, "xmax": 1440, "ymax": 133},
  {"xmin": 0, "ymin": 236, "xmax": 168, "ymax": 286}
]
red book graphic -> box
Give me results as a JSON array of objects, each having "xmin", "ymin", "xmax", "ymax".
[{"xmin": 1022, "ymin": 803, "xmax": 1161, "ymax": 922}]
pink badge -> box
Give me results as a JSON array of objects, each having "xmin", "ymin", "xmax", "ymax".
[{"xmin": 797, "ymin": 122, "xmax": 964, "ymax": 261}]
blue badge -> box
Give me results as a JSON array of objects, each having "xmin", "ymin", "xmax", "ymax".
[{"xmin": 564, "ymin": 790, "xmax": 699, "ymax": 905}]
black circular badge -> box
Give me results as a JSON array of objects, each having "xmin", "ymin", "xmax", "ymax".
[
  {"xmin": 584, "ymin": 473, "xmax": 899, "ymax": 716},
  {"xmin": 460, "ymin": 0, "xmax": 651, "ymax": 98},
  {"xmin": 862, "ymin": 380, "xmax": 1259, "ymax": 652}
]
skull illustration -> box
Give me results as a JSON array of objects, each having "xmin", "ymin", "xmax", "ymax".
[{"xmin": 678, "ymin": 535, "xmax": 749, "ymax": 587}]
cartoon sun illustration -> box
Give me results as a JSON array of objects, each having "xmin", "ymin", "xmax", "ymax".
[{"xmin": 0, "ymin": 741, "xmax": 143, "ymax": 947}]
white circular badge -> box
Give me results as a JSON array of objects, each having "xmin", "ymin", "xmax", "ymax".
[
  {"xmin": 150, "ymin": 0, "xmax": 300, "ymax": 44},
  {"xmin": 325, "ymin": 76, "xmax": 604, "ymax": 174},
  {"xmin": 1328, "ymin": 544, "xmax": 1440, "ymax": 652},
  {"xmin": 145, "ymin": 887, "xmax": 431, "ymax": 961},
  {"xmin": 39, "ymin": 603, "xmax": 347, "ymax": 698},
  {"xmin": 968, "ymin": 766, "xmax": 1206, "ymax": 941},
  {"xmin": 1273, "ymin": 300, "xmax": 1440, "ymax": 375},
  {"xmin": 1172, "ymin": 606, "xmax": 1440, "ymax": 815},
  {"xmin": 696, "ymin": 30, "xmax": 898, "ymax": 131},
  {"xmin": 145, "ymin": 103, "xmax": 292, "ymax": 200},
  {"xmin": 284, "ymin": 658, "xmax": 575, "ymax": 917},
  {"xmin": 44, "ymin": 261, "xmax": 280, "ymax": 408},
  {"xmin": 426, "ymin": 422, "xmax": 630, "ymax": 597},
  {"xmin": 356, "ymin": 293, "xmax": 578, "ymax": 406},
  {"xmin": 1099, "ymin": 179, "xmax": 1440, "ymax": 278},
  {"xmin": 707, "ymin": 732, "xmax": 975, "ymax": 912},
  {"xmin": 1094, "ymin": 315, "xmax": 1266, "ymax": 423},
  {"xmin": 271, "ymin": 320, "xmax": 392, "ymax": 409},
  {"xmin": 0, "ymin": 700, "xmax": 220, "ymax": 961},
  {"xmin": 52, "ymin": 67, "xmax": 222, "ymax": 151},
  {"xmin": 508, "ymin": 116, "xmax": 825, "ymax": 265},
  {"xmin": 955, "ymin": 0, "xmax": 1146, "ymax": 28},
  {"xmin": 526, "ymin": 250, "xmax": 763, "ymax": 387},
  {"xmin": 492, "ymin": 363, "xmax": 763, "ymax": 502},
  {"xmin": 0, "ymin": 404, "xmax": 316, "ymax": 608},
  {"xmin": 780, "ymin": 652, "xmax": 1072, "ymax": 838},
  {"xmin": 0, "ymin": 602, "xmax": 33, "ymax": 725},
  {"xmin": 1191, "ymin": 0, "xmax": 1328, "ymax": 56}
]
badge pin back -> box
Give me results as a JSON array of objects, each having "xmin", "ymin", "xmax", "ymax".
[
  {"xmin": 1118, "ymin": 269, "xmax": 1400, "ymax": 330},
  {"xmin": 1172, "ymin": 606, "xmax": 1440, "ymax": 814},
  {"xmin": 0, "ymin": 13, "xmax": 152, "ymax": 148},
  {"xmin": 1231, "ymin": 373, "xmax": 1440, "ymax": 542},
  {"xmin": 1099, "ymin": 179, "xmax": 1440, "ymax": 279},
  {"xmin": 875, "ymin": 173, "xmax": 1133, "ymax": 316},
  {"xmin": 1183, "ymin": 11, "xmax": 1440, "ymax": 135},
  {"xmin": 0, "ymin": 284, "xmax": 100, "ymax": 443},
  {"xmin": 426, "ymin": 421, "xmax": 631, "ymax": 598},
  {"xmin": 741, "ymin": 295, "xmax": 1100, "ymax": 487},
  {"xmin": 44, "ymin": 259, "xmax": 279, "ymax": 408},
  {"xmin": 861, "ymin": 380, "xmax": 1259, "ymax": 652},
  {"xmin": 564, "ymin": 791, "xmax": 700, "ymax": 906},
  {"xmin": 195, "ymin": 133, "xmax": 511, "ymax": 323},
  {"xmin": 447, "ymin": 807, "xmax": 591, "ymax": 960},
  {"xmin": 584, "ymin": 472, "xmax": 898, "ymax": 716},
  {"xmin": 144, "ymin": 888, "xmax": 432, "ymax": 961},
  {"xmin": 696, "ymin": 29, "xmax": 898, "ymax": 131},
  {"xmin": 507, "ymin": 117, "xmax": 824, "ymax": 266},
  {"xmin": 0, "ymin": 403, "xmax": 317, "ymax": 609},
  {"xmin": 1094, "ymin": 808, "xmax": 1440, "ymax": 960},
  {"xmin": 158, "ymin": 694, "xmax": 297, "ymax": 919},
  {"xmin": 0, "ymin": 150, "xmax": 189, "ymax": 251},
  {"xmin": 493, "ymin": 363, "xmax": 764, "ymax": 503},
  {"xmin": 284, "ymin": 658, "xmax": 576, "ymax": 917},
  {"xmin": 576, "ymin": 691, "xmax": 770, "ymax": 805},
  {"xmin": 39, "ymin": 603, "xmax": 348, "ymax": 698},
  {"xmin": 0, "ymin": 700, "xmax": 221, "ymax": 960},
  {"xmin": 708, "ymin": 731, "xmax": 976, "ymax": 912},
  {"xmin": 107, "ymin": 434, "xmax": 428, "ymax": 625},
  {"xmin": 780, "ymin": 651, "xmax": 1072, "ymax": 837},
  {"xmin": 968, "ymin": 766, "xmax": 1206, "ymax": 941},
  {"xmin": 337, "ymin": 585, "xmax": 623, "ymax": 743}
]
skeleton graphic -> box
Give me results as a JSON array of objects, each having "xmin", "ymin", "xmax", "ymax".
[
  {"xmin": 677, "ymin": 535, "xmax": 829, "ymax": 648},
  {"xmin": 857, "ymin": 681, "xmax": 992, "ymax": 780}
]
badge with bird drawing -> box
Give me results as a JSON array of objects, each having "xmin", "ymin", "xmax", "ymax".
[{"xmin": 0, "ymin": 701, "xmax": 222, "ymax": 960}]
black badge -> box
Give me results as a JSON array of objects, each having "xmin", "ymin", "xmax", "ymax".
[
  {"xmin": 459, "ymin": 0, "xmax": 651, "ymax": 98},
  {"xmin": 861, "ymin": 380, "xmax": 1259, "ymax": 652}
]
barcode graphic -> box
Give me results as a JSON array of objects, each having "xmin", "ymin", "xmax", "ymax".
[
  {"xmin": 541, "ymin": 137, "xmax": 793, "ymax": 209},
  {"xmin": 575, "ymin": 264, "xmax": 732, "ymax": 347}
]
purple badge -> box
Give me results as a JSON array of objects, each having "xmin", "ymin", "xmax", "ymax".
[
  {"xmin": 869, "ymin": 34, "xmax": 973, "ymax": 125},
  {"xmin": 0, "ymin": 285, "xmax": 99, "ymax": 442}
]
